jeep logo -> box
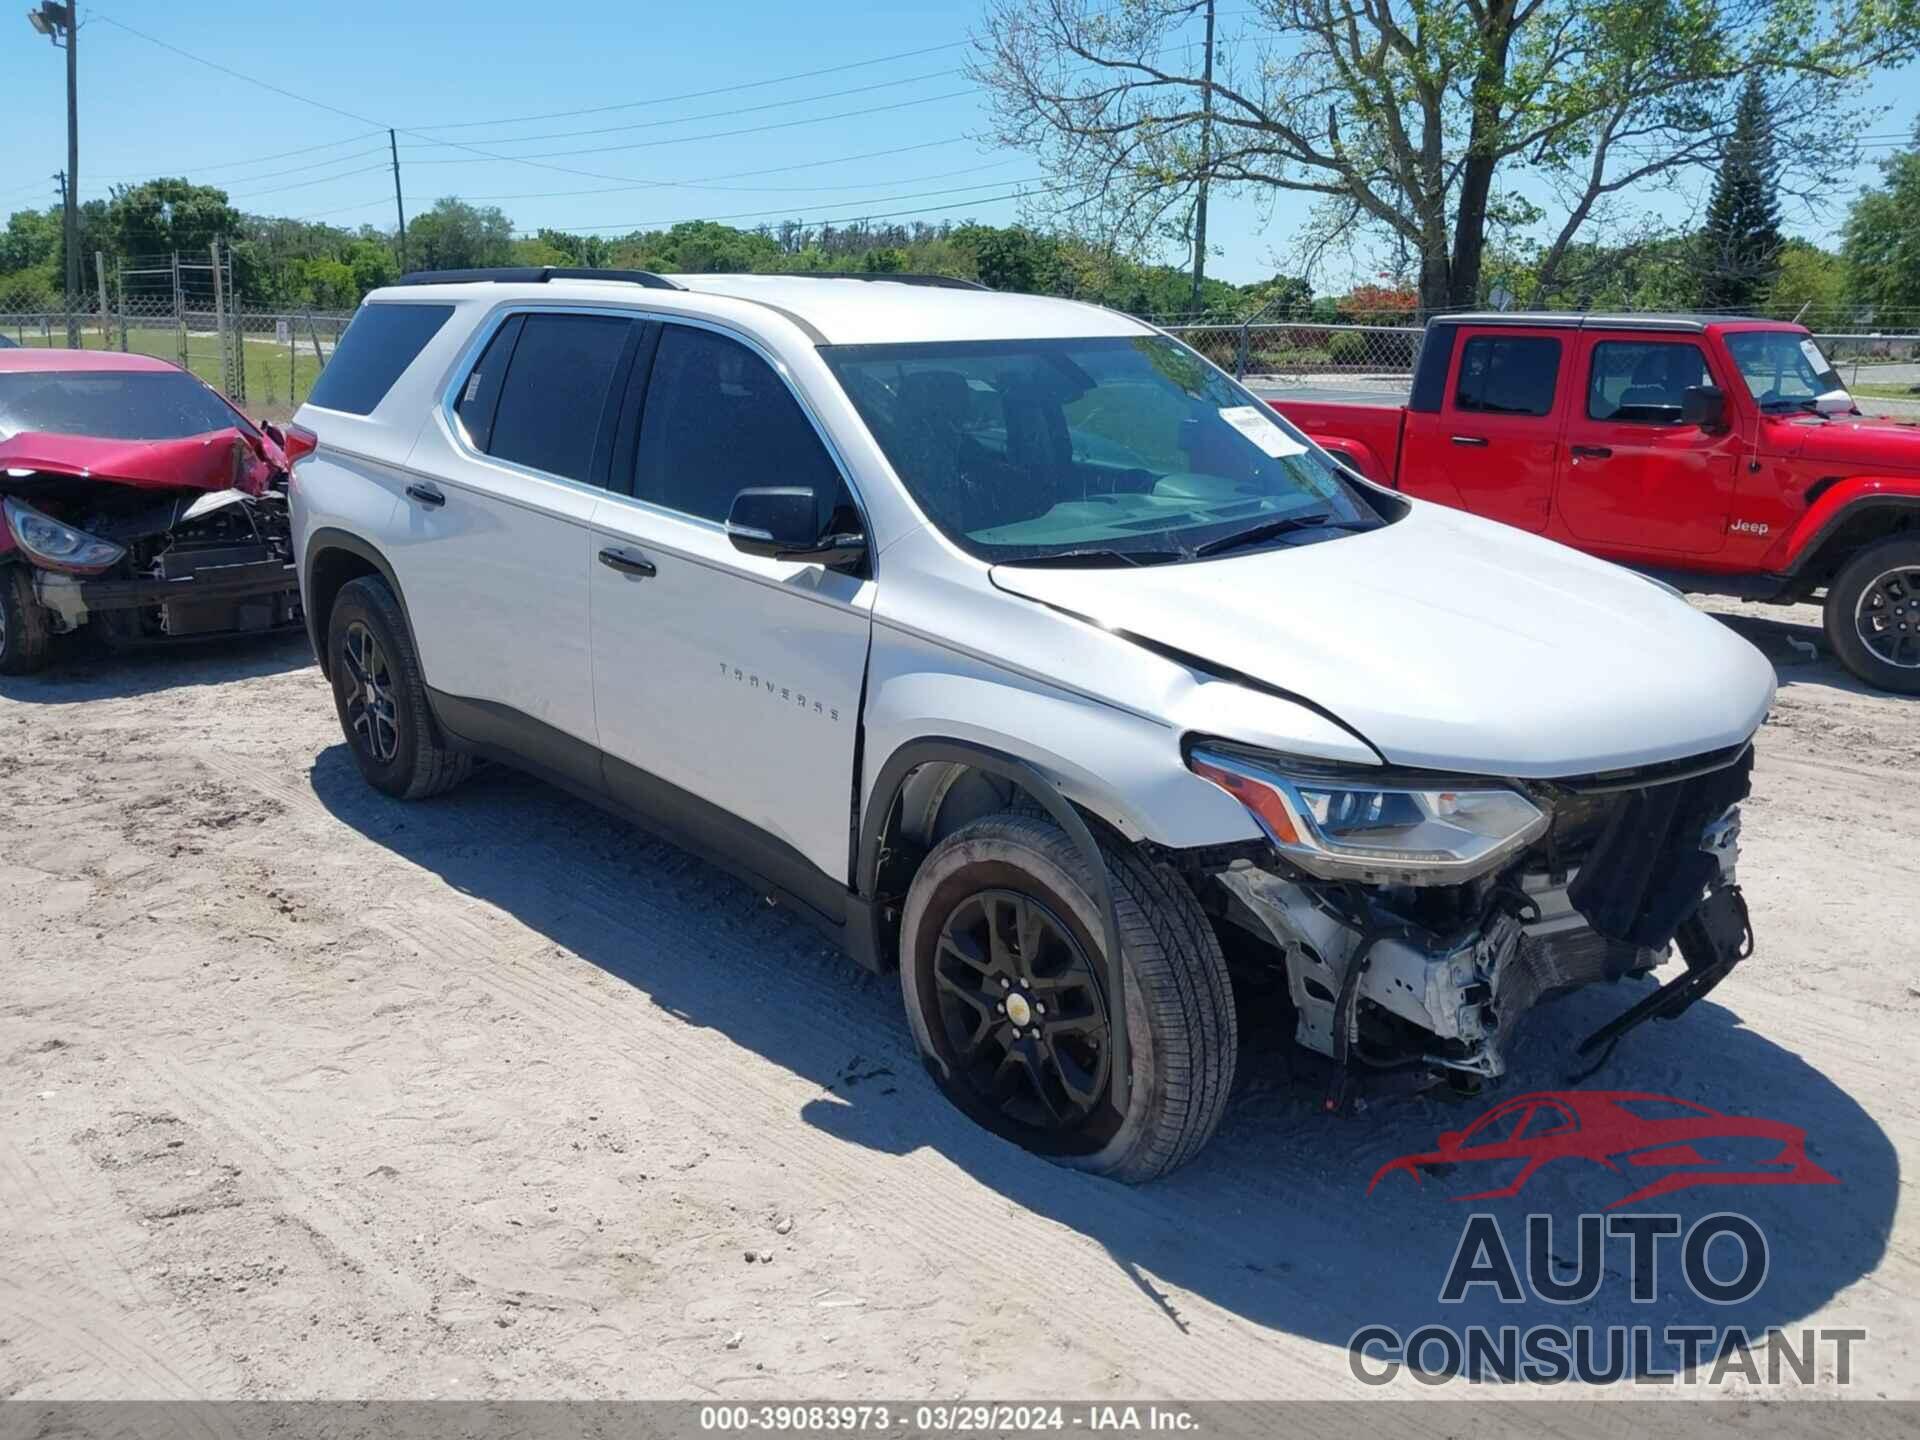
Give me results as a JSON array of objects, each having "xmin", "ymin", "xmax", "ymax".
[{"xmin": 1730, "ymin": 519, "xmax": 1771, "ymax": 536}]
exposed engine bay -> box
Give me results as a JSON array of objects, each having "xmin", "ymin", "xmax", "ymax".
[
  {"xmin": 0, "ymin": 426, "xmax": 301, "ymax": 652},
  {"xmin": 1196, "ymin": 744, "xmax": 1756, "ymax": 1102}
]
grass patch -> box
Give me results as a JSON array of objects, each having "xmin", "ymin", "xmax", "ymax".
[{"xmin": 3, "ymin": 321, "xmax": 330, "ymax": 416}]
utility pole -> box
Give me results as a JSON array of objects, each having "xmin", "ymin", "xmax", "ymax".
[
  {"xmin": 27, "ymin": 2, "xmax": 81, "ymax": 345},
  {"xmin": 389, "ymin": 129, "xmax": 409, "ymax": 272},
  {"xmin": 1188, "ymin": 0, "xmax": 1215, "ymax": 319}
]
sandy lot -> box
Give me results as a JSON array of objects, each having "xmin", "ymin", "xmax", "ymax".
[{"xmin": 1, "ymin": 599, "xmax": 1916, "ymax": 1403}]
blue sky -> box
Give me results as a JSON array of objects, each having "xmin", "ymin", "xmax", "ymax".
[{"xmin": 1, "ymin": 1, "xmax": 1913, "ymax": 289}]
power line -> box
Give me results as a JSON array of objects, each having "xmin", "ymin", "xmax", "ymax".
[
  {"xmin": 402, "ymin": 40, "xmax": 974, "ymax": 133},
  {"xmin": 553, "ymin": 174, "xmax": 1052, "ymax": 232},
  {"xmin": 395, "ymin": 68, "xmax": 959, "ymax": 151},
  {"xmin": 89, "ymin": 129, "xmax": 388, "ymax": 184}
]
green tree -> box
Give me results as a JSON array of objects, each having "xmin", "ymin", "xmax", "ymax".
[
  {"xmin": 1, "ymin": 207, "xmax": 60, "ymax": 273},
  {"xmin": 106, "ymin": 178, "xmax": 242, "ymax": 259},
  {"xmin": 976, "ymin": 0, "xmax": 1916, "ymax": 312},
  {"xmin": 1842, "ymin": 120, "xmax": 1920, "ymax": 316},
  {"xmin": 343, "ymin": 238, "xmax": 399, "ymax": 296},
  {"xmin": 406, "ymin": 198, "xmax": 516, "ymax": 272},
  {"xmin": 1767, "ymin": 238, "xmax": 1848, "ymax": 322},
  {"xmin": 1695, "ymin": 74, "xmax": 1785, "ymax": 312}
]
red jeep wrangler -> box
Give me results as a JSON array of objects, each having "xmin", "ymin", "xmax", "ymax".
[{"xmin": 1264, "ymin": 314, "xmax": 1920, "ymax": 692}]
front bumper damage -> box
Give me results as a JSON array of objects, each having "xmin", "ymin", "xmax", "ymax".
[{"xmin": 1207, "ymin": 745, "xmax": 1755, "ymax": 1099}]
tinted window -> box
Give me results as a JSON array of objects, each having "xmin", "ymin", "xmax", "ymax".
[
  {"xmin": 307, "ymin": 302, "xmax": 452, "ymax": 416},
  {"xmin": 0, "ymin": 370, "xmax": 246, "ymax": 441},
  {"xmin": 1455, "ymin": 336, "xmax": 1561, "ymax": 416},
  {"xmin": 1587, "ymin": 341, "xmax": 1713, "ymax": 423},
  {"xmin": 636, "ymin": 325, "xmax": 848, "ymax": 529},
  {"xmin": 487, "ymin": 313, "xmax": 633, "ymax": 484},
  {"xmin": 453, "ymin": 314, "xmax": 523, "ymax": 453}
]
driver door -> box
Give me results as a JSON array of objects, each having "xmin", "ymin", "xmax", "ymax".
[
  {"xmin": 1555, "ymin": 336, "xmax": 1740, "ymax": 557},
  {"xmin": 587, "ymin": 320, "xmax": 874, "ymax": 909}
]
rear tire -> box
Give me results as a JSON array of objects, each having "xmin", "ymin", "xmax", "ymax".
[
  {"xmin": 1824, "ymin": 537, "xmax": 1920, "ymax": 694},
  {"xmin": 326, "ymin": 576, "xmax": 471, "ymax": 799},
  {"xmin": 899, "ymin": 811, "xmax": 1237, "ymax": 1182},
  {"xmin": 0, "ymin": 564, "xmax": 51, "ymax": 676}
]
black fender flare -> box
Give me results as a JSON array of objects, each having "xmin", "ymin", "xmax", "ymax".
[
  {"xmin": 856, "ymin": 737, "xmax": 1130, "ymax": 1108},
  {"xmin": 1783, "ymin": 495, "xmax": 1920, "ymax": 581},
  {"xmin": 301, "ymin": 527, "xmax": 418, "ymax": 680}
]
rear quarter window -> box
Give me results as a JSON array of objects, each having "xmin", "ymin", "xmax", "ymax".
[{"xmin": 306, "ymin": 302, "xmax": 455, "ymax": 416}]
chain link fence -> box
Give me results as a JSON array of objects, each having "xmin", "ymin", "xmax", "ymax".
[
  {"xmin": 1159, "ymin": 318, "xmax": 1920, "ymax": 417},
  {"xmin": 0, "ymin": 295, "xmax": 351, "ymax": 418}
]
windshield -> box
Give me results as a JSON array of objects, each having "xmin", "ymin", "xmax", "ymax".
[
  {"xmin": 1724, "ymin": 331, "xmax": 1849, "ymax": 408},
  {"xmin": 821, "ymin": 335, "xmax": 1384, "ymax": 563},
  {"xmin": 0, "ymin": 370, "xmax": 250, "ymax": 443}
]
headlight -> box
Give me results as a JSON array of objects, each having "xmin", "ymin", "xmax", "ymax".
[
  {"xmin": 1187, "ymin": 743, "xmax": 1547, "ymax": 885},
  {"xmin": 2, "ymin": 495, "xmax": 126, "ymax": 576}
]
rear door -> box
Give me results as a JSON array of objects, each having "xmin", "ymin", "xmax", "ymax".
[
  {"xmin": 1396, "ymin": 328, "xmax": 1567, "ymax": 531},
  {"xmin": 1555, "ymin": 335, "xmax": 1739, "ymax": 556},
  {"xmin": 398, "ymin": 307, "xmax": 643, "ymax": 775},
  {"xmin": 587, "ymin": 320, "xmax": 873, "ymax": 905}
]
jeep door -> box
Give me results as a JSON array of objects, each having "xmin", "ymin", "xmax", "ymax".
[
  {"xmin": 1396, "ymin": 327, "xmax": 1568, "ymax": 531},
  {"xmin": 1554, "ymin": 334, "xmax": 1739, "ymax": 556},
  {"xmin": 399, "ymin": 307, "xmax": 646, "ymax": 779},
  {"xmin": 587, "ymin": 319, "xmax": 874, "ymax": 912}
]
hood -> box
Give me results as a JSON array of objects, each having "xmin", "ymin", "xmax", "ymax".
[
  {"xmin": 1765, "ymin": 411, "xmax": 1920, "ymax": 471},
  {"xmin": 989, "ymin": 503, "xmax": 1775, "ymax": 779},
  {"xmin": 0, "ymin": 427, "xmax": 285, "ymax": 496}
]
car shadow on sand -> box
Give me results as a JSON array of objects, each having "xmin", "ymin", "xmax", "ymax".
[
  {"xmin": 0, "ymin": 629, "xmax": 313, "ymax": 704},
  {"xmin": 1710, "ymin": 608, "xmax": 1913, "ymax": 701},
  {"xmin": 312, "ymin": 743, "xmax": 1896, "ymax": 1381}
]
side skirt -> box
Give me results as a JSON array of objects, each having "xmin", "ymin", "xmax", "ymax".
[{"xmin": 425, "ymin": 688, "xmax": 877, "ymax": 961}]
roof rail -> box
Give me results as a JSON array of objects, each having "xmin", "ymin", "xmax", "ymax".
[
  {"xmin": 394, "ymin": 266, "xmax": 683, "ymax": 291},
  {"xmin": 764, "ymin": 272, "xmax": 990, "ymax": 291}
]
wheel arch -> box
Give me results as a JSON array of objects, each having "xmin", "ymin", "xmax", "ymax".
[
  {"xmin": 853, "ymin": 737, "xmax": 1132, "ymax": 1099},
  {"xmin": 1777, "ymin": 489, "xmax": 1920, "ymax": 591},
  {"xmin": 302, "ymin": 528, "xmax": 417, "ymax": 681}
]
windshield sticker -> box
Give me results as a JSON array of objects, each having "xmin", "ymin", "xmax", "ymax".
[
  {"xmin": 1219, "ymin": 405, "xmax": 1308, "ymax": 459},
  {"xmin": 1799, "ymin": 339, "xmax": 1835, "ymax": 377}
]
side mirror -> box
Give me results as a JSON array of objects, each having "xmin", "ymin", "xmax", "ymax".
[
  {"xmin": 1680, "ymin": 384, "xmax": 1727, "ymax": 431},
  {"xmin": 726, "ymin": 486, "xmax": 866, "ymax": 569}
]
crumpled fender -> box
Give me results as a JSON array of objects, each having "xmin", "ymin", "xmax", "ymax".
[
  {"xmin": 1766, "ymin": 473, "xmax": 1920, "ymax": 573},
  {"xmin": 0, "ymin": 426, "xmax": 286, "ymax": 497}
]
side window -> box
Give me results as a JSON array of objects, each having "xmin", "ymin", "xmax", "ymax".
[
  {"xmin": 1587, "ymin": 341, "xmax": 1713, "ymax": 424},
  {"xmin": 307, "ymin": 302, "xmax": 453, "ymax": 416},
  {"xmin": 634, "ymin": 325, "xmax": 850, "ymax": 531},
  {"xmin": 452, "ymin": 314, "xmax": 523, "ymax": 454},
  {"xmin": 484, "ymin": 313, "xmax": 634, "ymax": 484},
  {"xmin": 1454, "ymin": 335, "xmax": 1562, "ymax": 417}
]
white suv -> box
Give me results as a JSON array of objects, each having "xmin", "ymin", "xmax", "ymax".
[{"xmin": 289, "ymin": 268, "xmax": 1774, "ymax": 1180}]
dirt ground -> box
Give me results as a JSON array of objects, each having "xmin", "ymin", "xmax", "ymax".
[{"xmin": 2, "ymin": 598, "xmax": 1916, "ymax": 1404}]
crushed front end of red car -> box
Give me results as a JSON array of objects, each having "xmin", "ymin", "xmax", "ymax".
[{"xmin": 0, "ymin": 354, "xmax": 303, "ymax": 674}]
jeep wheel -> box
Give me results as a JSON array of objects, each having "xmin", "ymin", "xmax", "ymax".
[
  {"xmin": 899, "ymin": 812, "xmax": 1236, "ymax": 1182},
  {"xmin": 0, "ymin": 564, "xmax": 51, "ymax": 676},
  {"xmin": 326, "ymin": 576, "xmax": 471, "ymax": 799},
  {"xmin": 1825, "ymin": 537, "xmax": 1920, "ymax": 695}
]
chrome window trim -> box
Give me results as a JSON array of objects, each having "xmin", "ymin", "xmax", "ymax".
[
  {"xmin": 436, "ymin": 303, "xmax": 876, "ymax": 574},
  {"xmin": 435, "ymin": 301, "xmax": 640, "ymax": 502}
]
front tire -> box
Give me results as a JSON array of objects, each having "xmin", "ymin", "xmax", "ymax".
[
  {"xmin": 0, "ymin": 564, "xmax": 51, "ymax": 676},
  {"xmin": 326, "ymin": 576, "xmax": 471, "ymax": 799},
  {"xmin": 899, "ymin": 812, "xmax": 1236, "ymax": 1182},
  {"xmin": 1824, "ymin": 537, "xmax": 1920, "ymax": 694}
]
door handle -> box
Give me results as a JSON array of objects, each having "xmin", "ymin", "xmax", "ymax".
[
  {"xmin": 1571, "ymin": 444, "xmax": 1613, "ymax": 459},
  {"xmin": 598, "ymin": 547, "xmax": 657, "ymax": 579},
  {"xmin": 405, "ymin": 483, "xmax": 446, "ymax": 508},
  {"xmin": 1450, "ymin": 435, "xmax": 1489, "ymax": 447}
]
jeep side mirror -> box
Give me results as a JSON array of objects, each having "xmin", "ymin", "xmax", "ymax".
[
  {"xmin": 726, "ymin": 486, "xmax": 866, "ymax": 569},
  {"xmin": 1681, "ymin": 384, "xmax": 1726, "ymax": 431}
]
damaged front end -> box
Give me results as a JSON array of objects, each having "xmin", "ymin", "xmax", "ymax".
[
  {"xmin": 0, "ymin": 428, "xmax": 302, "ymax": 654},
  {"xmin": 1187, "ymin": 741, "xmax": 1755, "ymax": 1104}
]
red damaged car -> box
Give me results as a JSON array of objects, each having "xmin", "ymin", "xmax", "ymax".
[{"xmin": 0, "ymin": 348, "xmax": 301, "ymax": 674}]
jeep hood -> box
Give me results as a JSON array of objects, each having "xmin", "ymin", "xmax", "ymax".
[
  {"xmin": 1764, "ymin": 410, "xmax": 1920, "ymax": 470},
  {"xmin": 988, "ymin": 503, "xmax": 1776, "ymax": 778},
  {"xmin": 0, "ymin": 427, "xmax": 284, "ymax": 496}
]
